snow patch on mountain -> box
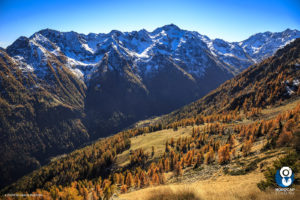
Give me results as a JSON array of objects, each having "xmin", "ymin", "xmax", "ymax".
[
  {"xmin": 5, "ymin": 25, "xmax": 300, "ymax": 82},
  {"xmin": 13, "ymin": 56, "xmax": 34, "ymax": 72}
]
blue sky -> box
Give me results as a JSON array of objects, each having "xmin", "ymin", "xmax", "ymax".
[{"xmin": 0, "ymin": 0, "xmax": 299, "ymax": 48}]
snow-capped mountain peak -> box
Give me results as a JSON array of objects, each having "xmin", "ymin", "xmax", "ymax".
[
  {"xmin": 239, "ymin": 29, "xmax": 300, "ymax": 61},
  {"xmin": 5, "ymin": 25, "xmax": 300, "ymax": 82}
]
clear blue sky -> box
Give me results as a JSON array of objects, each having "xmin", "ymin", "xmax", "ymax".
[{"xmin": 0, "ymin": 0, "xmax": 299, "ymax": 48}]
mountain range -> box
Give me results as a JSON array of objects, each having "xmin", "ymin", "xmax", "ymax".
[
  {"xmin": 1, "ymin": 35, "xmax": 300, "ymax": 199},
  {"xmin": 6, "ymin": 25, "xmax": 300, "ymax": 78},
  {"xmin": 0, "ymin": 24, "xmax": 299, "ymax": 189}
]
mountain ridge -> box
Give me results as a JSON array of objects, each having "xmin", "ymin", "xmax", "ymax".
[{"xmin": 6, "ymin": 25, "xmax": 300, "ymax": 81}]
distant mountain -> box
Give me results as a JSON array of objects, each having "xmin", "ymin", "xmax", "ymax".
[
  {"xmin": 161, "ymin": 38, "xmax": 300, "ymax": 124},
  {"xmin": 239, "ymin": 29, "xmax": 300, "ymax": 61},
  {"xmin": 7, "ymin": 25, "xmax": 300, "ymax": 80},
  {"xmin": 5, "ymin": 25, "xmax": 299, "ymax": 135},
  {"xmin": 0, "ymin": 24, "xmax": 299, "ymax": 189}
]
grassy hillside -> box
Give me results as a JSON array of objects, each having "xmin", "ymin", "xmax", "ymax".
[{"xmin": 120, "ymin": 172, "xmax": 299, "ymax": 200}]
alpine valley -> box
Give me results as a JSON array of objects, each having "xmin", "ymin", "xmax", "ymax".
[{"xmin": 0, "ymin": 24, "xmax": 299, "ymax": 191}]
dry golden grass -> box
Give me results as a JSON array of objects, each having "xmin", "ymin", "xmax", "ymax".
[
  {"xmin": 116, "ymin": 126, "xmax": 194, "ymax": 166},
  {"xmin": 133, "ymin": 116, "xmax": 163, "ymax": 128},
  {"xmin": 120, "ymin": 172, "xmax": 300, "ymax": 200},
  {"xmin": 260, "ymin": 97, "xmax": 300, "ymax": 120},
  {"xmin": 146, "ymin": 187, "xmax": 201, "ymax": 200}
]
